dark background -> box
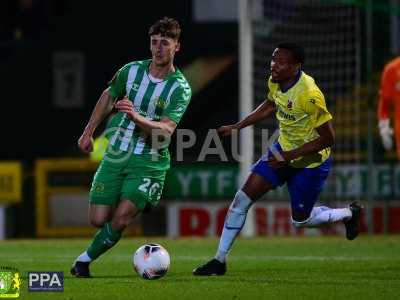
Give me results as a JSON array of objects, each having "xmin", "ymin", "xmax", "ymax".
[
  {"xmin": 0, "ymin": 0, "xmax": 240, "ymax": 237},
  {"xmin": 0, "ymin": 0, "xmax": 239, "ymax": 162}
]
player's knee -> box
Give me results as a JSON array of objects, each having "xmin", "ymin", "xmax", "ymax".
[
  {"xmin": 291, "ymin": 211, "xmax": 310, "ymax": 228},
  {"xmin": 292, "ymin": 219, "xmax": 307, "ymax": 228},
  {"xmin": 230, "ymin": 190, "xmax": 253, "ymax": 212},
  {"xmin": 225, "ymin": 190, "xmax": 253, "ymax": 227},
  {"xmin": 90, "ymin": 217, "xmax": 107, "ymax": 228}
]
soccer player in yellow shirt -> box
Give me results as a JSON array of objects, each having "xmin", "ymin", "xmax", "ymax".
[{"xmin": 193, "ymin": 42, "xmax": 362, "ymax": 276}]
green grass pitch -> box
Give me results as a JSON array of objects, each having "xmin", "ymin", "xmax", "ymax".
[{"xmin": 1, "ymin": 236, "xmax": 399, "ymax": 300}]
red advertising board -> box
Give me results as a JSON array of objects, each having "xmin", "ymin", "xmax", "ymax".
[{"xmin": 167, "ymin": 201, "xmax": 400, "ymax": 237}]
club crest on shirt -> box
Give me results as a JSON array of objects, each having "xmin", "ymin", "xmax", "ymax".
[
  {"xmin": 155, "ymin": 98, "xmax": 166, "ymax": 110},
  {"xmin": 287, "ymin": 100, "xmax": 293, "ymax": 110}
]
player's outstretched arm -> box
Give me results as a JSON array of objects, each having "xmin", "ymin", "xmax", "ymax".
[
  {"xmin": 217, "ymin": 100, "xmax": 276, "ymax": 137},
  {"xmin": 78, "ymin": 88, "xmax": 115, "ymax": 153},
  {"xmin": 268, "ymin": 120, "xmax": 335, "ymax": 168}
]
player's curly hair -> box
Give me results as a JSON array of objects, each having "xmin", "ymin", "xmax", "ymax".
[
  {"xmin": 149, "ymin": 17, "xmax": 181, "ymax": 40},
  {"xmin": 277, "ymin": 42, "xmax": 305, "ymax": 65}
]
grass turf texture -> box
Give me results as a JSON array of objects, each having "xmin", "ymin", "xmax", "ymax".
[{"xmin": 1, "ymin": 236, "xmax": 399, "ymax": 300}]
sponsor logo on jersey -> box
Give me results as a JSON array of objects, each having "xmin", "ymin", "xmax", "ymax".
[
  {"xmin": 92, "ymin": 182, "xmax": 105, "ymax": 193},
  {"xmin": 134, "ymin": 108, "xmax": 148, "ymax": 116},
  {"xmin": 278, "ymin": 107, "xmax": 296, "ymax": 121}
]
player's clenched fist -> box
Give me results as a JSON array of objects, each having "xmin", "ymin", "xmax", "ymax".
[
  {"xmin": 115, "ymin": 97, "xmax": 140, "ymax": 121},
  {"xmin": 217, "ymin": 124, "xmax": 239, "ymax": 137},
  {"xmin": 115, "ymin": 97, "xmax": 133, "ymax": 113},
  {"xmin": 78, "ymin": 133, "xmax": 94, "ymax": 153}
]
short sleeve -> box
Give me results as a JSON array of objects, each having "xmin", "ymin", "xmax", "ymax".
[
  {"xmin": 267, "ymin": 76, "xmax": 275, "ymax": 102},
  {"xmin": 108, "ymin": 64, "xmax": 130, "ymax": 98},
  {"xmin": 380, "ymin": 64, "xmax": 395, "ymax": 100},
  {"xmin": 378, "ymin": 63, "xmax": 395, "ymax": 119},
  {"xmin": 300, "ymin": 89, "xmax": 332, "ymax": 128},
  {"xmin": 163, "ymin": 85, "xmax": 192, "ymax": 124}
]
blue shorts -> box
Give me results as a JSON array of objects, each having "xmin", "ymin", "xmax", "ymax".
[{"xmin": 251, "ymin": 143, "xmax": 332, "ymax": 216}]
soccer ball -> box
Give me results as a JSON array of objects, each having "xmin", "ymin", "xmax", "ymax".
[{"xmin": 133, "ymin": 243, "xmax": 170, "ymax": 280}]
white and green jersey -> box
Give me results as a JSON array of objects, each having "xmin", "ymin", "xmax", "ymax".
[{"xmin": 107, "ymin": 59, "xmax": 191, "ymax": 157}]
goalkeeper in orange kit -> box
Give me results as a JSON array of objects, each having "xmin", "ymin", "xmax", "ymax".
[{"xmin": 378, "ymin": 56, "xmax": 400, "ymax": 159}]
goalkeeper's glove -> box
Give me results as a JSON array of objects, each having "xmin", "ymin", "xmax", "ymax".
[{"xmin": 378, "ymin": 119, "xmax": 394, "ymax": 150}]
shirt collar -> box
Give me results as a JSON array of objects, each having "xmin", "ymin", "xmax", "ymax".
[{"xmin": 280, "ymin": 70, "xmax": 302, "ymax": 93}]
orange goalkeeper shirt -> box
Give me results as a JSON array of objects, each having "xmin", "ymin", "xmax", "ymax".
[{"xmin": 378, "ymin": 57, "xmax": 400, "ymax": 158}]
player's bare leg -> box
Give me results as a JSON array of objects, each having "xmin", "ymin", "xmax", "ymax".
[
  {"xmin": 71, "ymin": 204, "xmax": 114, "ymax": 277},
  {"xmin": 193, "ymin": 173, "xmax": 273, "ymax": 276},
  {"xmin": 88, "ymin": 204, "xmax": 115, "ymax": 228},
  {"xmin": 71, "ymin": 201, "xmax": 139, "ymax": 278},
  {"xmin": 110, "ymin": 200, "xmax": 140, "ymax": 231}
]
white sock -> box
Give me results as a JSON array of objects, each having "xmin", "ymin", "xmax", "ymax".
[
  {"xmin": 215, "ymin": 190, "xmax": 253, "ymax": 263},
  {"xmin": 293, "ymin": 206, "xmax": 352, "ymax": 228},
  {"xmin": 77, "ymin": 251, "xmax": 92, "ymax": 263}
]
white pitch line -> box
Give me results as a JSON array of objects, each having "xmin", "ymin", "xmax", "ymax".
[
  {"xmin": 171, "ymin": 255, "xmax": 400, "ymax": 262},
  {"xmin": 2, "ymin": 255, "xmax": 400, "ymax": 263}
]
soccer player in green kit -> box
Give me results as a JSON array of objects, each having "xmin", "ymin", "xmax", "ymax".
[
  {"xmin": 71, "ymin": 17, "xmax": 191, "ymax": 277},
  {"xmin": 193, "ymin": 42, "xmax": 362, "ymax": 276}
]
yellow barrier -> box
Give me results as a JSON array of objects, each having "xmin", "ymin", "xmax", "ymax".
[
  {"xmin": 0, "ymin": 161, "xmax": 22, "ymax": 204},
  {"xmin": 35, "ymin": 159, "xmax": 98, "ymax": 237}
]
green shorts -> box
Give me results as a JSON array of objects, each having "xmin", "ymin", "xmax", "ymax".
[{"xmin": 89, "ymin": 151, "xmax": 169, "ymax": 211}]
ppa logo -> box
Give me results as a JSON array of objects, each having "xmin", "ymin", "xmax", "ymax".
[{"xmin": 28, "ymin": 272, "xmax": 63, "ymax": 292}]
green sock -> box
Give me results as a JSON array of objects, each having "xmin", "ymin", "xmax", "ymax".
[{"xmin": 87, "ymin": 222, "xmax": 122, "ymax": 260}]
